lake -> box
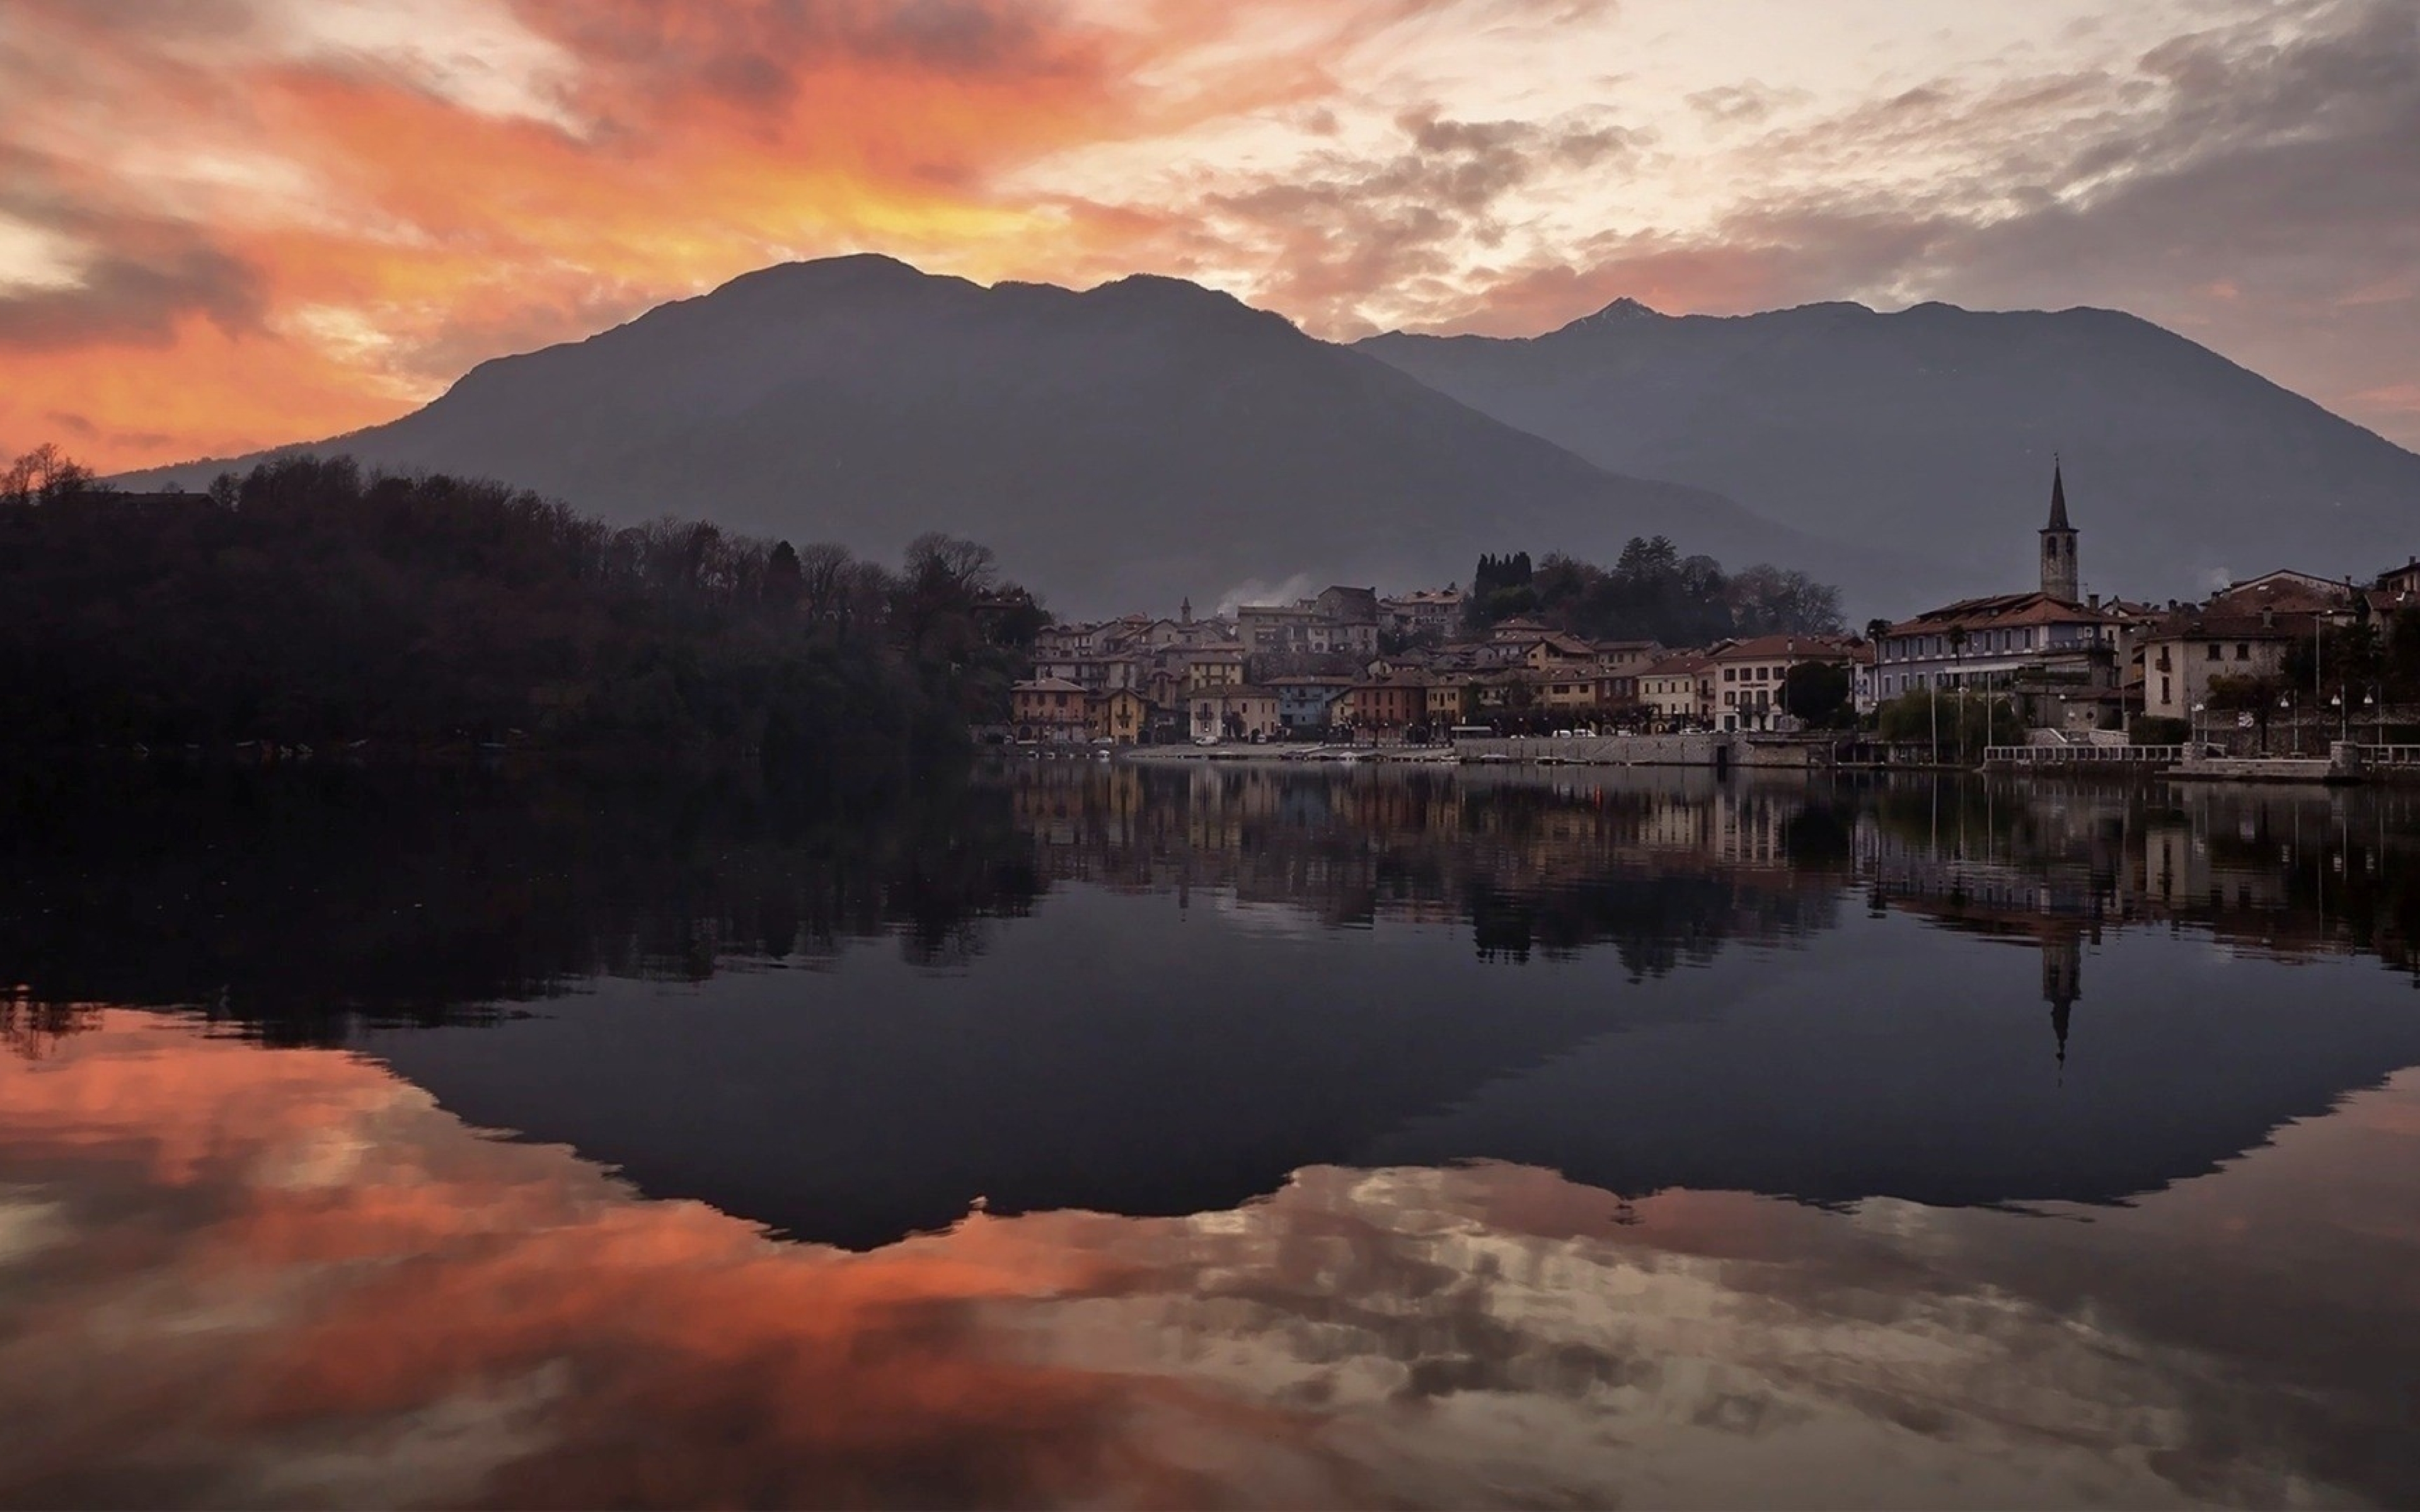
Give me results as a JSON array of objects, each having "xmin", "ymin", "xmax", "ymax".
[{"xmin": 3, "ymin": 761, "xmax": 2417, "ymax": 1508}]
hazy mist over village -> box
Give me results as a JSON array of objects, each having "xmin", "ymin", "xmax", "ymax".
[{"xmin": 3, "ymin": 2, "xmax": 2419, "ymax": 1508}]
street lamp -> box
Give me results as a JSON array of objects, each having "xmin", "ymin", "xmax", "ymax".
[{"xmin": 2191, "ymin": 700, "xmax": 2204, "ymax": 755}]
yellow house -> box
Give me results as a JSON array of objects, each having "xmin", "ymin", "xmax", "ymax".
[
  {"xmin": 1426, "ymin": 678, "xmax": 1468, "ymax": 726},
  {"xmin": 1535, "ymin": 669, "xmax": 1604, "ymax": 716},
  {"xmin": 1087, "ymin": 687, "xmax": 1153, "ymax": 745},
  {"xmin": 1181, "ymin": 641, "xmax": 1248, "ymax": 689},
  {"xmin": 1638, "ymin": 653, "xmax": 1714, "ymax": 729}
]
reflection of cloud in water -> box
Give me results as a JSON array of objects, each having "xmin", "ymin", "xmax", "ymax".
[
  {"xmin": 0, "ymin": 1013, "xmax": 2412, "ymax": 1508},
  {"xmin": 1209, "ymin": 893, "xmax": 1345, "ymax": 938}
]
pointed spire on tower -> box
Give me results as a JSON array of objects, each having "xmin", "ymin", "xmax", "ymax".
[
  {"xmin": 2039, "ymin": 455, "xmax": 2079, "ymax": 602},
  {"xmin": 2043, "ymin": 932, "xmax": 2080, "ymax": 1083}
]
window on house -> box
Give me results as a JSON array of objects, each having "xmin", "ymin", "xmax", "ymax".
[
  {"xmin": 2207, "ymin": 643, "xmax": 2221, "ymax": 661},
  {"xmin": 1724, "ymin": 668, "xmax": 1736, "ymax": 682},
  {"xmin": 2161, "ymin": 676, "xmax": 2170, "ymax": 705},
  {"xmin": 2235, "ymin": 643, "xmax": 2249, "ymax": 660}
]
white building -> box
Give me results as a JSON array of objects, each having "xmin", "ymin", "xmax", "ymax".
[{"xmin": 1863, "ymin": 464, "xmax": 2123, "ymax": 716}]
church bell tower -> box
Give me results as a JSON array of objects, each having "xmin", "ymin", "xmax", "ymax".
[{"xmin": 2040, "ymin": 458, "xmax": 2079, "ymax": 603}]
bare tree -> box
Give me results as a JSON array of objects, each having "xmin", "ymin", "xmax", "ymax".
[
  {"xmin": 2, "ymin": 443, "xmax": 95, "ymax": 507},
  {"xmin": 896, "ymin": 533, "xmax": 999, "ymax": 659},
  {"xmin": 795, "ymin": 542, "xmax": 854, "ymax": 627},
  {"xmin": 902, "ymin": 532, "xmax": 998, "ymax": 597},
  {"xmin": 838, "ymin": 559, "xmax": 896, "ymax": 643}
]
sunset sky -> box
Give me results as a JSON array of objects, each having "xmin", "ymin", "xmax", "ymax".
[{"xmin": 3, "ymin": 0, "xmax": 2414, "ymax": 471}]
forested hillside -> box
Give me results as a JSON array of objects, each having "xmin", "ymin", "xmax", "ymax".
[{"xmin": 0, "ymin": 450, "xmax": 1040, "ymax": 785}]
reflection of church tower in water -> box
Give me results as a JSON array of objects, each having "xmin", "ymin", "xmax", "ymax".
[{"xmin": 2043, "ymin": 931, "xmax": 2082, "ymax": 1072}]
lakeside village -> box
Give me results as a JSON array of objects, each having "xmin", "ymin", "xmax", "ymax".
[{"xmin": 1008, "ymin": 466, "xmax": 2420, "ymax": 776}]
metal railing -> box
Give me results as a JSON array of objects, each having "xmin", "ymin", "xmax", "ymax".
[
  {"xmin": 2353, "ymin": 743, "xmax": 2420, "ymax": 767},
  {"xmin": 1984, "ymin": 745, "xmax": 2184, "ymax": 765}
]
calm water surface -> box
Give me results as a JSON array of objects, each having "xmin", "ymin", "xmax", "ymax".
[{"xmin": 3, "ymin": 763, "xmax": 2417, "ymax": 1508}]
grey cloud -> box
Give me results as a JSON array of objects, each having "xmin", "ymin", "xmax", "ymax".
[
  {"xmin": 43, "ymin": 411, "xmax": 176, "ymax": 451},
  {"xmin": 1196, "ymin": 108, "xmax": 1648, "ymax": 327},
  {"xmin": 862, "ymin": 0, "xmax": 1053, "ymax": 72},
  {"xmin": 519, "ymin": 0, "xmax": 1078, "ymax": 108},
  {"xmin": 696, "ymin": 48, "xmax": 793, "ymax": 107},
  {"xmin": 1420, "ymin": 0, "xmax": 2420, "ymax": 443},
  {"xmin": 0, "ymin": 220, "xmax": 265, "ymax": 352},
  {"xmin": 1912, "ymin": 0, "xmax": 2420, "ymax": 430}
]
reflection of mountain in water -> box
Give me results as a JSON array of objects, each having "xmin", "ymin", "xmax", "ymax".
[
  {"xmin": 7, "ymin": 763, "xmax": 2420, "ymax": 1247},
  {"xmin": 14, "ymin": 1014, "xmax": 2418, "ymax": 1507}
]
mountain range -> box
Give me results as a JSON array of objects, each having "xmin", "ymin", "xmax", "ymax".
[
  {"xmin": 1361, "ymin": 299, "xmax": 2420, "ymax": 610},
  {"xmin": 122, "ymin": 255, "xmax": 2420, "ymax": 617},
  {"xmin": 125, "ymin": 256, "xmax": 1814, "ymax": 616}
]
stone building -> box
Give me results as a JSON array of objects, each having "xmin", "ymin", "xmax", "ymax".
[
  {"xmin": 1864, "ymin": 464, "xmax": 2123, "ymax": 719},
  {"xmin": 2137, "ymin": 573, "xmax": 2350, "ymax": 729}
]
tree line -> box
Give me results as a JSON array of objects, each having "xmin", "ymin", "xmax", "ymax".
[
  {"xmin": 0, "ymin": 449, "xmax": 1044, "ymax": 786},
  {"xmin": 1464, "ymin": 537, "xmax": 1845, "ymax": 645}
]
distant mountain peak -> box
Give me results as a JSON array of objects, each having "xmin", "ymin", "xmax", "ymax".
[
  {"xmin": 1083, "ymin": 272, "xmax": 1257, "ymax": 315},
  {"xmin": 718, "ymin": 251, "xmax": 932, "ymax": 290},
  {"xmin": 1567, "ymin": 295, "xmax": 1664, "ymax": 330}
]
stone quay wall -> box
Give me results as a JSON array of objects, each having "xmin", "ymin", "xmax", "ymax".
[{"xmin": 1453, "ymin": 734, "xmax": 1721, "ymax": 766}]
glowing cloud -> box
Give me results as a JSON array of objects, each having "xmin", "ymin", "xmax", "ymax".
[{"xmin": 1, "ymin": 0, "xmax": 2412, "ymax": 469}]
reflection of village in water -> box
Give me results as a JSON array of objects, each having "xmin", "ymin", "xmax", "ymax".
[
  {"xmin": 1004, "ymin": 762, "xmax": 2420, "ymax": 986},
  {"xmin": 11, "ymin": 771, "xmax": 2420, "ymax": 1510},
  {"xmin": 9, "ymin": 762, "xmax": 2420, "ymax": 1239},
  {"xmin": 9, "ymin": 764, "xmax": 2412, "ymax": 1046}
]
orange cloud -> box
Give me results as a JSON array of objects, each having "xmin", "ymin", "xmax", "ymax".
[
  {"xmin": 0, "ymin": 1012, "xmax": 1319, "ymax": 1508},
  {"xmin": 8, "ymin": 0, "xmax": 2417, "ymax": 469},
  {"xmin": 0, "ymin": 0, "xmax": 1345, "ymax": 471}
]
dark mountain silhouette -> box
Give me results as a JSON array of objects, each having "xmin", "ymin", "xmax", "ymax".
[
  {"xmin": 124, "ymin": 256, "xmax": 1829, "ymax": 616},
  {"xmin": 1360, "ymin": 299, "xmax": 2420, "ymax": 609}
]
